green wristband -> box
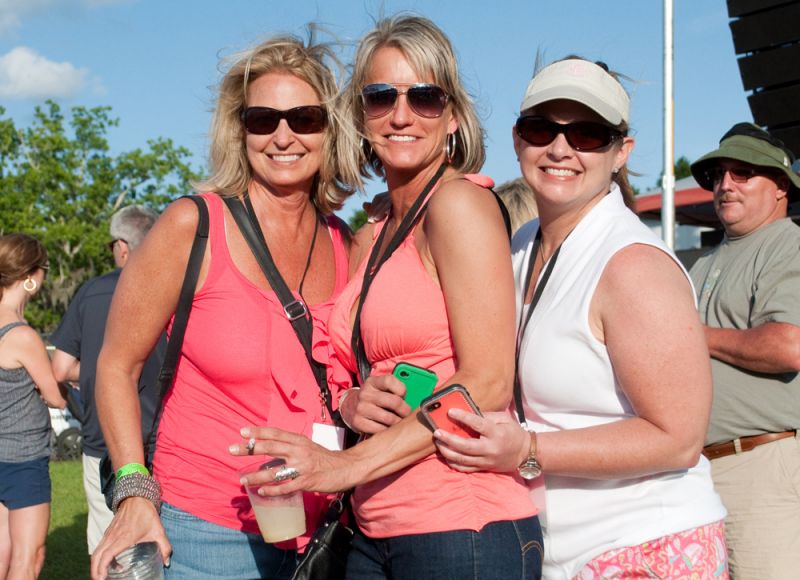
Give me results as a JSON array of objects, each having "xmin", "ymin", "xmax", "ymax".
[{"xmin": 116, "ymin": 462, "xmax": 150, "ymax": 480}]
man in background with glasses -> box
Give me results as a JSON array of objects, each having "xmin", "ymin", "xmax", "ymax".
[
  {"xmin": 689, "ymin": 122, "xmax": 800, "ymax": 579},
  {"xmin": 49, "ymin": 205, "xmax": 164, "ymax": 556}
]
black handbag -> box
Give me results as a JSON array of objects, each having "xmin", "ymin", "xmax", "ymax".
[
  {"xmin": 223, "ymin": 196, "xmax": 354, "ymax": 579},
  {"xmin": 99, "ymin": 195, "xmax": 209, "ymax": 510},
  {"xmin": 290, "ymin": 495, "xmax": 353, "ymax": 580}
]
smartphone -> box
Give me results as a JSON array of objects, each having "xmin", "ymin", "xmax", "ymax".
[
  {"xmin": 392, "ymin": 362, "xmax": 437, "ymax": 410},
  {"xmin": 419, "ymin": 384, "xmax": 482, "ymax": 438}
]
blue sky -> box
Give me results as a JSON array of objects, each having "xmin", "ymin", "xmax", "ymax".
[{"xmin": 0, "ymin": 0, "xmax": 751, "ymax": 220}]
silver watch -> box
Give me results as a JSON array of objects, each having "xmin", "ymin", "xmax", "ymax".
[{"xmin": 517, "ymin": 431, "xmax": 542, "ymax": 480}]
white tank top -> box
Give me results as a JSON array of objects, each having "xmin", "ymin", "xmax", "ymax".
[{"xmin": 512, "ymin": 186, "xmax": 726, "ymax": 579}]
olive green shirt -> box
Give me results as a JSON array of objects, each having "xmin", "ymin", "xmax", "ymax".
[{"xmin": 690, "ymin": 218, "xmax": 800, "ymax": 446}]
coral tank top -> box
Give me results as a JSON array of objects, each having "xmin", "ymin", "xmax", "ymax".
[
  {"xmin": 328, "ymin": 177, "xmax": 536, "ymax": 538},
  {"xmin": 153, "ymin": 193, "xmax": 349, "ymax": 549}
]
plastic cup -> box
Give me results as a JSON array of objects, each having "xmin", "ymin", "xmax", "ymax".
[
  {"xmin": 106, "ymin": 542, "xmax": 164, "ymax": 579},
  {"xmin": 240, "ymin": 460, "xmax": 306, "ymax": 543}
]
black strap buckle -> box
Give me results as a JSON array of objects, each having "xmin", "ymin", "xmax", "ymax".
[{"xmin": 284, "ymin": 299, "xmax": 308, "ymax": 321}]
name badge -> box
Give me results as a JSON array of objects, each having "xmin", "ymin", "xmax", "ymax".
[{"xmin": 312, "ymin": 423, "xmax": 345, "ymax": 451}]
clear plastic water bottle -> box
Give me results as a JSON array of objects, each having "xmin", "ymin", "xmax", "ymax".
[{"xmin": 106, "ymin": 542, "xmax": 165, "ymax": 579}]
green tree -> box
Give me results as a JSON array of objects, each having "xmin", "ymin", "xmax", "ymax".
[
  {"xmin": 348, "ymin": 209, "xmax": 368, "ymax": 231},
  {"xmin": 0, "ymin": 102, "xmax": 200, "ymax": 332},
  {"xmin": 653, "ymin": 155, "xmax": 693, "ymax": 189},
  {"xmin": 674, "ymin": 155, "xmax": 692, "ymax": 180}
]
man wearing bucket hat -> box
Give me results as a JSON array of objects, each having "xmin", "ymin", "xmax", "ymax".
[{"xmin": 689, "ymin": 122, "xmax": 800, "ymax": 578}]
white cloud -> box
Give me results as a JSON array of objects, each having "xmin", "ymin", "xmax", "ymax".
[{"xmin": 0, "ymin": 46, "xmax": 90, "ymax": 99}]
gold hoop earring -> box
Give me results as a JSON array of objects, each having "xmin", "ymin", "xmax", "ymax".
[
  {"xmin": 445, "ymin": 132, "xmax": 457, "ymax": 164},
  {"xmin": 23, "ymin": 278, "xmax": 37, "ymax": 293}
]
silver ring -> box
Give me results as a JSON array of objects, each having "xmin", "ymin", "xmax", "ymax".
[
  {"xmin": 246, "ymin": 437, "xmax": 256, "ymax": 455},
  {"xmin": 273, "ymin": 466, "xmax": 300, "ymax": 482}
]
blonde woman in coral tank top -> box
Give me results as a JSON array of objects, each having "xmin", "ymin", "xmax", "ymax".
[{"xmin": 231, "ymin": 15, "xmax": 542, "ymax": 580}]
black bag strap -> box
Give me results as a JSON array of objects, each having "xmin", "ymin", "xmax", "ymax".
[
  {"xmin": 351, "ymin": 163, "xmax": 448, "ymax": 383},
  {"xmin": 352, "ymin": 169, "xmax": 510, "ymax": 383},
  {"xmin": 144, "ymin": 195, "xmax": 209, "ymax": 451},
  {"xmin": 222, "ymin": 195, "xmax": 339, "ymax": 425},
  {"xmin": 492, "ymin": 190, "xmax": 512, "ymax": 241}
]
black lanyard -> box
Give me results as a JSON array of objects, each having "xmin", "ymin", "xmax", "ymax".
[
  {"xmin": 512, "ymin": 228, "xmax": 567, "ymax": 423},
  {"xmin": 351, "ymin": 163, "xmax": 448, "ymax": 383}
]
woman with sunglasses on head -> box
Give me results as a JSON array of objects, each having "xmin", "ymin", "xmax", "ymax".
[
  {"xmin": 431, "ymin": 58, "xmax": 729, "ymax": 579},
  {"xmin": 0, "ymin": 234, "xmax": 66, "ymax": 579},
  {"xmin": 230, "ymin": 15, "xmax": 541, "ymax": 579},
  {"xmin": 90, "ymin": 35, "xmax": 353, "ymax": 580}
]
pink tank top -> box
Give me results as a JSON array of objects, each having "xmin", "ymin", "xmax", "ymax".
[
  {"xmin": 328, "ymin": 177, "xmax": 537, "ymax": 538},
  {"xmin": 153, "ymin": 193, "xmax": 349, "ymax": 548}
]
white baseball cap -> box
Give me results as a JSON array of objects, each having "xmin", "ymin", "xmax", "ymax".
[{"xmin": 519, "ymin": 59, "xmax": 630, "ymax": 126}]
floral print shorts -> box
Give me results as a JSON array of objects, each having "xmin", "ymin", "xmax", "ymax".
[{"xmin": 574, "ymin": 520, "xmax": 729, "ymax": 579}]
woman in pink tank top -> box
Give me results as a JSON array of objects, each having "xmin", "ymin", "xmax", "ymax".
[
  {"xmin": 232, "ymin": 15, "xmax": 542, "ymax": 580},
  {"xmin": 91, "ymin": 36, "xmax": 355, "ymax": 579}
]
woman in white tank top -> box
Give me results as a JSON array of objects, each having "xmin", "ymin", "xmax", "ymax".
[{"xmin": 432, "ymin": 58, "xmax": 728, "ymax": 579}]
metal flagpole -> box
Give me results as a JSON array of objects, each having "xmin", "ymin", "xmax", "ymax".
[{"xmin": 661, "ymin": 0, "xmax": 676, "ymax": 249}]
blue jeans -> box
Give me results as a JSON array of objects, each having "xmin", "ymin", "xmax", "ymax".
[
  {"xmin": 346, "ymin": 516, "xmax": 543, "ymax": 580},
  {"xmin": 160, "ymin": 501, "xmax": 298, "ymax": 579}
]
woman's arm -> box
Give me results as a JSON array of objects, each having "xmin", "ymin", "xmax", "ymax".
[
  {"xmin": 435, "ymin": 244, "xmax": 712, "ymax": 480},
  {"xmin": 14, "ymin": 328, "xmax": 67, "ymax": 409},
  {"xmin": 235, "ymin": 180, "xmax": 517, "ymax": 493},
  {"xmin": 91, "ymin": 197, "xmax": 205, "ymax": 579},
  {"xmin": 97, "ymin": 197, "xmax": 204, "ymax": 471},
  {"xmin": 534, "ymin": 244, "xmax": 710, "ymax": 477}
]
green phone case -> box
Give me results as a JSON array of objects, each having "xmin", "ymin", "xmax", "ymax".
[{"xmin": 393, "ymin": 363, "xmax": 437, "ymax": 410}]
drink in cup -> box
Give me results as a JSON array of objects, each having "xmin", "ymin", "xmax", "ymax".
[{"xmin": 240, "ymin": 460, "xmax": 306, "ymax": 543}]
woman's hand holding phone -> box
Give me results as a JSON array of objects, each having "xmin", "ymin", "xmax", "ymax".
[
  {"xmin": 343, "ymin": 374, "xmax": 412, "ymax": 434},
  {"xmin": 432, "ymin": 409, "xmax": 531, "ymax": 474}
]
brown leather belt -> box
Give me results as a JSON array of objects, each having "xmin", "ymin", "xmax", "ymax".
[{"xmin": 702, "ymin": 430, "xmax": 797, "ymax": 461}]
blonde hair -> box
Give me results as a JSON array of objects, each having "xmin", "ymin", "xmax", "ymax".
[
  {"xmin": 338, "ymin": 14, "xmax": 485, "ymax": 189},
  {"xmin": 195, "ymin": 33, "xmax": 353, "ymax": 214},
  {"xmin": 0, "ymin": 234, "xmax": 48, "ymax": 300}
]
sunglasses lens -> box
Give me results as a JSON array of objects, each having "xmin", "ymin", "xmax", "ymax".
[
  {"xmin": 242, "ymin": 108, "xmax": 280, "ymax": 135},
  {"xmin": 729, "ymin": 167, "xmax": 755, "ymax": 182},
  {"xmin": 242, "ymin": 107, "xmax": 326, "ymax": 135},
  {"xmin": 709, "ymin": 166, "xmax": 757, "ymax": 185},
  {"xmin": 362, "ymin": 85, "xmax": 399, "ymax": 118},
  {"xmin": 516, "ymin": 117, "xmax": 619, "ymax": 151},
  {"xmin": 286, "ymin": 106, "xmax": 327, "ymax": 134},
  {"xmin": 566, "ymin": 122, "xmax": 617, "ymax": 151},
  {"xmin": 516, "ymin": 117, "xmax": 558, "ymax": 146},
  {"xmin": 407, "ymin": 86, "xmax": 448, "ymax": 118}
]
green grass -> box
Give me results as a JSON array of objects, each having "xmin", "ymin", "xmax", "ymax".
[{"xmin": 42, "ymin": 460, "xmax": 89, "ymax": 580}]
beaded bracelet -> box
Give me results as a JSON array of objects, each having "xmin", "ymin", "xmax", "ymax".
[
  {"xmin": 115, "ymin": 462, "xmax": 149, "ymax": 480},
  {"xmin": 111, "ymin": 472, "xmax": 162, "ymax": 514}
]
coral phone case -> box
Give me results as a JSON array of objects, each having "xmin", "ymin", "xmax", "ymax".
[{"xmin": 420, "ymin": 384, "xmax": 482, "ymax": 438}]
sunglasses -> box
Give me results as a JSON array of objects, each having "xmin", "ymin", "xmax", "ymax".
[
  {"xmin": 361, "ymin": 83, "xmax": 449, "ymax": 119},
  {"xmin": 704, "ymin": 165, "xmax": 764, "ymax": 185},
  {"xmin": 240, "ymin": 106, "xmax": 327, "ymax": 135},
  {"xmin": 515, "ymin": 116, "xmax": 624, "ymax": 152}
]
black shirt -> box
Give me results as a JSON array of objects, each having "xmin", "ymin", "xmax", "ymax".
[{"xmin": 50, "ymin": 270, "xmax": 166, "ymax": 457}]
